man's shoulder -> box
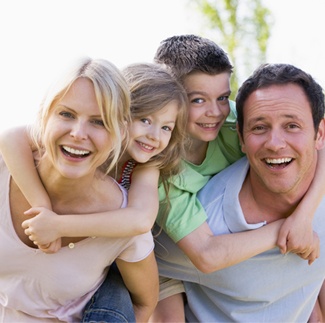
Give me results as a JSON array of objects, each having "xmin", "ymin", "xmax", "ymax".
[{"xmin": 197, "ymin": 157, "xmax": 248, "ymax": 204}]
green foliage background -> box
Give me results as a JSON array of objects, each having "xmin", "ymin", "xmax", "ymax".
[{"xmin": 193, "ymin": 0, "xmax": 274, "ymax": 99}]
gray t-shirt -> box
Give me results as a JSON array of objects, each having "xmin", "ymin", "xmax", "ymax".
[{"xmin": 155, "ymin": 157, "xmax": 325, "ymax": 322}]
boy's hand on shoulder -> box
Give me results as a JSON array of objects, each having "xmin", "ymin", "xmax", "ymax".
[{"xmin": 277, "ymin": 215, "xmax": 319, "ymax": 264}]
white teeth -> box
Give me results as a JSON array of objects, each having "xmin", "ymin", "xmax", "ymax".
[
  {"xmin": 199, "ymin": 123, "xmax": 217, "ymax": 128},
  {"xmin": 139, "ymin": 142, "xmax": 154, "ymax": 150},
  {"xmin": 265, "ymin": 158, "xmax": 292, "ymax": 164},
  {"xmin": 63, "ymin": 146, "xmax": 90, "ymax": 155}
]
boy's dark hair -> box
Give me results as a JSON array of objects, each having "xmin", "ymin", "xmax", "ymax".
[
  {"xmin": 154, "ymin": 34, "xmax": 233, "ymax": 82},
  {"xmin": 236, "ymin": 63, "xmax": 325, "ymax": 138}
]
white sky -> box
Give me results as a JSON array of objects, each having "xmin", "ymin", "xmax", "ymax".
[{"xmin": 0, "ymin": 0, "xmax": 324, "ymax": 130}]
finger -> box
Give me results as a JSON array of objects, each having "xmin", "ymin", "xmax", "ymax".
[
  {"xmin": 276, "ymin": 234, "xmax": 288, "ymax": 254},
  {"xmin": 22, "ymin": 220, "xmax": 30, "ymax": 229}
]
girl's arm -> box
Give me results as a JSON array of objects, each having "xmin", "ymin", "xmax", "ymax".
[
  {"xmin": 116, "ymin": 251, "xmax": 159, "ymax": 322},
  {"xmin": 22, "ymin": 165, "xmax": 160, "ymax": 245},
  {"xmin": 0, "ymin": 126, "xmax": 51, "ymax": 209},
  {"xmin": 277, "ymin": 148, "xmax": 325, "ymax": 260}
]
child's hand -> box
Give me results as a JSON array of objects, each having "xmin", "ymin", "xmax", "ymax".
[
  {"xmin": 22, "ymin": 207, "xmax": 62, "ymax": 249},
  {"xmin": 295, "ymin": 232, "xmax": 320, "ymax": 265},
  {"xmin": 38, "ymin": 239, "xmax": 62, "ymax": 254},
  {"xmin": 277, "ymin": 215, "xmax": 319, "ymax": 264}
]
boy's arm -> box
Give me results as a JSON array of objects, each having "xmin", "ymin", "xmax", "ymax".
[
  {"xmin": 22, "ymin": 165, "xmax": 160, "ymax": 245},
  {"xmin": 177, "ymin": 220, "xmax": 285, "ymax": 274},
  {"xmin": 116, "ymin": 251, "xmax": 159, "ymax": 322},
  {"xmin": 277, "ymin": 148, "xmax": 325, "ymax": 259},
  {"xmin": 0, "ymin": 126, "xmax": 51, "ymax": 208}
]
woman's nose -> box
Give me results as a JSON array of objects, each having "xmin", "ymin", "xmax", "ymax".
[{"xmin": 70, "ymin": 121, "xmax": 88, "ymax": 140}]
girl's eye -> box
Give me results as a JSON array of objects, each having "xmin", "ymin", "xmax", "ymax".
[
  {"xmin": 162, "ymin": 125, "xmax": 172, "ymax": 132},
  {"xmin": 140, "ymin": 118, "xmax": 150, "ymax": 125},
  {"xmin": 59, "ymin": 111, "xmax": 74, "ymax": 118}
]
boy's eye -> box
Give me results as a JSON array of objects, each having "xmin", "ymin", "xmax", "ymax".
[
  {"xmin": 218, "ymin": 95, "xmax": 229, "ymax": 102},
  {"xmin": 191, "ymin": 98, "xmax": 204, "ymax": 104}
]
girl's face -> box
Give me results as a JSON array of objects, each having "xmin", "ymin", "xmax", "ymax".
[
  {"xmin": 43, "ymin": 77, "xmax": 113, "ymax": 179},
  {"xmin": 126, "ymin": 101, "xmax": 179, "ymax": 163},
  {"xmin": 184, "ymin": 71, "xmax": 231, "ymax": 143}
]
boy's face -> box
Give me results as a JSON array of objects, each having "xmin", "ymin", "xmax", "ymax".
[{"xmin": 183, "ymin": 71, "xmax": 231, "ymax": 142}]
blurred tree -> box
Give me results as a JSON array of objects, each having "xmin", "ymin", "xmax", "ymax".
[{"xmin": 194, "ymin": 0, "xmax": 273, "ymax": 98}]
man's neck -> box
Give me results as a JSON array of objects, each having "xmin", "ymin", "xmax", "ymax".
[{"xmin": 239, "ymin": 174, "xmax": 303, "ymax": 224}]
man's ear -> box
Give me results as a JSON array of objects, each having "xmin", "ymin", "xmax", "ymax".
[
  {"xmin": 316, "ymin": 118, "xmax": 325, "ymax": 150},
  {"xmin": 236, "ymin": 123, "xmax": 246, "ymax": 153}
]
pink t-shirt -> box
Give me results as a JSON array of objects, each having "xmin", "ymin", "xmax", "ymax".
[{"xmin": 0, "ymin": 156, "xmax": 154, "ymax": 322}]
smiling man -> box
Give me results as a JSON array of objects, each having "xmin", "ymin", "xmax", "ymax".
[{"xmin": 155, "ymin": 63, "xmax": 325, "ymax": 322}]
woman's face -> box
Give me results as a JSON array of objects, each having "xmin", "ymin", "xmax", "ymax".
[{"xmin": 43, "ymin": 77, "xmax": 113, "ymax": 179}]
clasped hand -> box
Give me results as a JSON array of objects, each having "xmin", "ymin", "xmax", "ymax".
[{"xmin": 22, "ymin": 207, "xmax": 62, "ymax": 254}]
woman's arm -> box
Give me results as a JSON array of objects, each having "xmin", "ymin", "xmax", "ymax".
[
  {"xmin": 277, "ymin": 148, "xmax": 325, "ymax": 260},
  {"xmin": 0, "ymin": 126, "xmax": 52, "ymax": 208},
  {"xmin": 116, "ymin": 251, "xmax": 159, "ymax": 322},
  {"xmin": 22, "ymin": 165, "xmax": 160, "ymax": 246}
]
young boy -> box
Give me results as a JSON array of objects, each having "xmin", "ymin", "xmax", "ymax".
[{"xmin": 151, "ymin": 34, "xmax": 325, "ymax": 322}]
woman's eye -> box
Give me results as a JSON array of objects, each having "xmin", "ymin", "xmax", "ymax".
[
  {"xmin": 92, "ymin": 119, "xmax": 105, "ymax": 127},
  {"xmin": 59, "ymin": 111, "xmax": 74, "ymax": 118}
]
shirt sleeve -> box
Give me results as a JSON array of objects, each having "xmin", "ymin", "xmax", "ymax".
[{"xmin": 157, "ymin": 167, "xmax": 208, "ymax": 243}]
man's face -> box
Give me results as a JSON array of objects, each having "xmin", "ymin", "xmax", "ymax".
[{"xmin": 240, "ymin": 83, "xmax": 325, "ymax": 198}]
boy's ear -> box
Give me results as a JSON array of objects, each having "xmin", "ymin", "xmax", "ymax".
[{"xmin": 236, "ymin": 123, "xmax": 246, "ymax": 153}]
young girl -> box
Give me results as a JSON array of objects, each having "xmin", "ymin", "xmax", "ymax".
[{"xmin": 0, "ymin": 62, "xmax": 189, "ymax": 254}]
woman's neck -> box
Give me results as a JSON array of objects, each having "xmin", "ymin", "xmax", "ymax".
[{"xmin": 37, "ymin": 159, "xmax": 105, "ymax": 213}]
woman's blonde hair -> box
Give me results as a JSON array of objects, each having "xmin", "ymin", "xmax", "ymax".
[
  {"xmin": 31, "ymin": 57, "xmax": 131, "ymax": 173},
  {"xmin": 123, "ymin": 63, "xmax": 188, "ymax": 180}
]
